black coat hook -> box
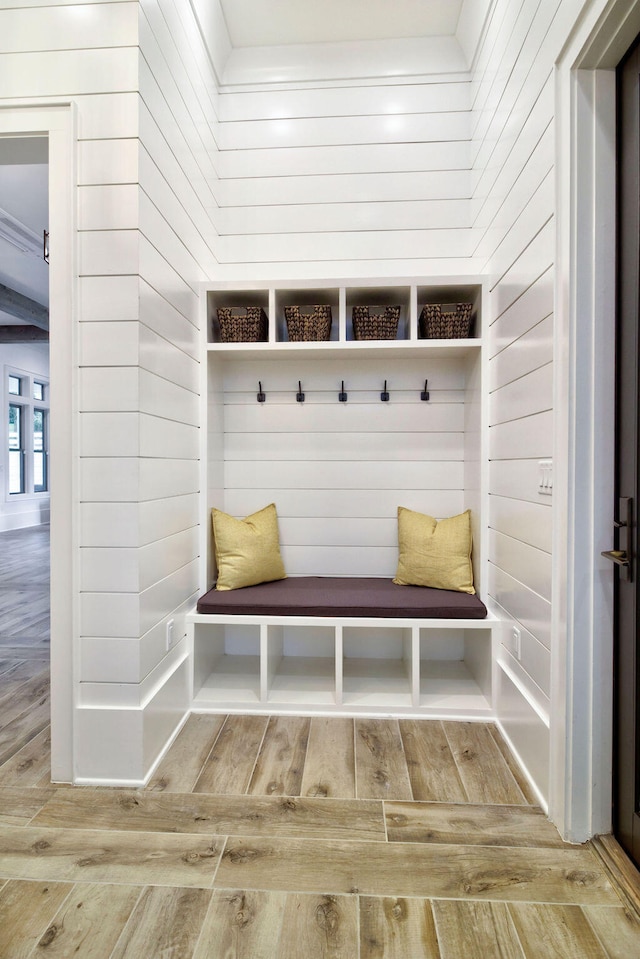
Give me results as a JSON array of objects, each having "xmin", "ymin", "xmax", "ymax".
[
  {"xmin": 257, "ymin": 381, "xmax": 266, "ymax": 403},
  {"xmin": 296, "ymin": 380, "xmax": 305, "ymax": 402},
  {"xmin": 381, "ymin": 380, "xmax": 389, "ymax": 402},
  {"xmin": 421, "ymin": 379, "xmax": 430, "ymax": 401},
  {"xmin": 338, "ymin": 380, "xmax": 347, "ymax": 402}
]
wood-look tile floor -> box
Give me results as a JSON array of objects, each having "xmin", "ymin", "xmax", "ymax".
[{"xmin": 1, "ymin": 527, "xmax": 640, "ymax": 957}]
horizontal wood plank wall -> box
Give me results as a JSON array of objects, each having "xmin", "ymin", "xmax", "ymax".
[
  {"xmin": 472, "ymin": 0, "xmax": 583, "ymax": 797},
  {"xmin": 215, "ymin": 69, "xmax": 476, "ymax": 280},
  {"xmin": 0, "ymin": 0, "xmax": 225, "ymax": 779},
  {"xmin": 215, "ymin": 357, "xmax": 471, "ymax": 579}
]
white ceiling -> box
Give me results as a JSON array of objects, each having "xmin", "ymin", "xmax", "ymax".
[{"xmin": 219, "ymin": 0, "xmax": 464, "ymax": 47}]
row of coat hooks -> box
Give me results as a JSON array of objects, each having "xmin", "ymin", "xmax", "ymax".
[{"xmin": 256, "ymin": 380, "xmax": 430, "ymax": 403}]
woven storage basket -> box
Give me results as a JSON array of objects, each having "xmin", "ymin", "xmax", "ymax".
[
  {"xmin": 284, "ymin": 304, "xmax": 332, "ymax": 341},
  {"xmin": 352, "ymin": 305, "xmax": 400, "ymax": 340},
  {"xmin": 217, "ymin": 306, "xmax": 268, "ymax": 343},
  {"xmin": 419, "ymin": 303, "xmax": 473, "ymax": 339}
]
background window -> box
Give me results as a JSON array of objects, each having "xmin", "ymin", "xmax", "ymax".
[
  {"xmin": 8, "ymin": 375, "xmax": 22, "ymax": 396},
  {"xmin": 8, "ymin": 403, "xmax": 24, "ymax": 494},
  {"xmin": 33, "ymin": 381, "xmax": 45, "ymax": 401},
  {"xmin": 33, "ymin": 408, "xmax": 47, "ymax": 492}
]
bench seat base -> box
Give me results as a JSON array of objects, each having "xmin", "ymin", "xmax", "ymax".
[{"xmin": 196, "ymin": 576, "xmax": 488, "ymax": 620}]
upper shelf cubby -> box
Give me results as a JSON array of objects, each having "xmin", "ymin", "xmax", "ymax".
[{"xmin": 204, "ymin": 279, "xmax": 483, "ymax": 356}]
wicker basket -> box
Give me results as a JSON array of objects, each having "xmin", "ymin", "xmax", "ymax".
[
  {"xmin": 352, "ymin": 305, "xmax": 400, "ymax": 340},
  {"xmin": 284, "ymin": 304, "xmax": 332, "ymax": 342},
  {"xmin": 217, "ymin": 306, "xmax": 268, "ymax": 343},
  {"xmin": 419, "ymin": 303, "xmax": 473, "ymax": 339}
]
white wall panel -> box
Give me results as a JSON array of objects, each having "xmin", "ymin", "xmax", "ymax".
[
  {"xmin": 488, "ymin": 459, "xmax": 548, "ymax": 505},
  {"xmin": 139, "ymin": 279, "xmax": 200, "ymax": 361},
  {"xmin": 0, "ymin": 2, "xmax": 138, "ymax": 52},
  {"xmin": 0, "ymin": 48, "xmax": 138, "ymax": 99},
  {"xmin": 489, "ymin": 266, "xmax": 553, "ymax": 354},
  {"xmin": 79, "ymin": 185, "xmax": 139, "ymax": 231},
  {"xmin": 222, "ymin": 489, "xmax": 464, "ymax": 521},
  {"xmin": 490, "ymin": 411, "xmax": 552, "ymax": 461},
  {"xmin": 217, "ymin": 142, "xmax": 471, "ymax": 179},
  {"xmin": 490, "ymin": 315, "xmax": 553, "ymax": 391},
  {"xmin": 489, "ymin": 564, "xmax": 551, "ymax": 652},
  {"xmin": 80, "ymin": 276, "xmax": 139, "ymax": 322},
  {"xmin": 79, "ymin": 230, "xmax": 138, "ymax": 277},
  {"xmin": 218, "ymin": 171, "xmax": 471, "ymax": 209},
  {"xmin": 218, "ymin": 82, "xmax": 470, "ymax": 123},
  {"xmin": 74, "ymin": 93, "xmax": 140, "ymax": 140},
  {"xmin": 490, "ymin": 529, "xmax": 551, "ymax": 604},
  {"xmin": 489, "ymin": 363, "xmax": 553, "ymax": 426},
  {"xmin": 78, "ymin": 139, "xmax": 138, "ymax": 187},
  {"xmin": 218, "ymin": 229, "xmax": 480, "ymax": 265},
  {"xmin": 79, "ymin": 321, "xmax": 139, "ymax": 367},
  {"xmin": 79, "ymin": 368, "xmax": 138, "ymax": 413},
  {"xmin": 214, "ymin": 199, "xmax": 470, "ymax": 236},
  {"xmin": 139, "ymin": 369, "xmax": 198, "ymax": 425},
  {"xmin": 490, "ymin": 495, "xmax": 552, "ymax": 554},
  {"xmin": 219, "ymin": 112, "xmax": 468, "ymax": 151}
]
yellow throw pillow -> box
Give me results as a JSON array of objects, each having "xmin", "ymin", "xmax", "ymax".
[
  {"xmin": 393, "ymin": 507, "xmax": 475, "ymax": 594},
  {"xmin": 212, "ymin": 503, "xmax": 286, "ymax": 591}
]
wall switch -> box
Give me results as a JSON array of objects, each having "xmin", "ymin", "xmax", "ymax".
[
  {"xmin": 166, "ymin": 618, "xmax": 175, "ymax": 651},
  {"xmin": 538, "ymin": 460, "xmax": 553, "ymax": 495},
  {"xmin": 512, "ymin": 626, "xmax": 521, "ymax": 661}
]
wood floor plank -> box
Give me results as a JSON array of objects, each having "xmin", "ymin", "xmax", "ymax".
[
  {"xmin": 31, "ymin": 882, "xmax": 142, "ymax": 958},
  {"xmin": 355, "ymin": 719, "xmax": 413, "ymax": 801},
  {"xmin": 215, "ymin": 836, "xmax": 619, "ymax": 905},
  {"xmin": 193, "ymin": 888, "xmax": 286, "ymax": 959},
  {"xmin": 432, "ymin": 900, "xmax": 525, "ymax": 959},
  {"xmin": 488, "ymin": 724, "xmax": 540, "ymax": 805},
  {"xmin": 359, "ymin": 896, "xmax": 441, "ymax": 958},
  {"xmin": 33, "ymin": 789, "xmax": 386, "ymax": 842},
  {"xmin": 0, "ymin": 785, "xmax": 55, "ymax": 825},
  {"xmin": 301, "ymin": 717, "xmax": 355, "ymax": 799},
  {"xmin": 0, "ymin": 668, "xmax": 48, "ymax": 728},
  {"xmin": 248, "ymin": 715, "xmax": 310, "ymax": 797},
  {"xmin": 0, "ymin": 823, "xmax": 223, "ymax": 887},
  {"xmin": 399, "ymin": 719, "xmax": 468, "ymax": 803},
  {"xmin": 0, "ymin": 696, "xmax": 50, "ymax": 766},
  {"xmin": 442, "ymin": 722, "xmax": 527, "ymax": 805},
  {"xmin": 194, "ymin": 715, "xmax": 268, "ymax": 795},
  {"xmin": 0, "ymin": 879, "xmax": 72, "ymax": 959},
  {"xmin": 584, "ymin": 905, "xmax": 640, "ymax": 959},
  {"xmin": 110, "ymin": 885, "xmax": 212, "ymax": 959},
  {"xmin": 508, "ymin": 903, "xmax": 610, "ymax": 958},
  {"xmin": 277, "ymin": 892, "xmax": 358, "ymax": 959},
  {"xmin": 384, "ymin": 800, "xmax": 567, "ymax": 848},
  {"xmin": 147, "ymin": 714, "xmax": 227, "ymax": 793},
  {"xmin": 0, "ymin": 726, "xmax": 52, "ymax": 787}
]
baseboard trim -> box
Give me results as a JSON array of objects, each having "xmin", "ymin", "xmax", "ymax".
[{"xmin": 591, "ymin": 833, "xmax": 640, "ymax": 920}]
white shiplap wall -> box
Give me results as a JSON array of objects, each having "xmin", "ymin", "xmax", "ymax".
[
  {"xmin": 472, "ymin": 0, "xmax": 587, "ymax": 801},
  {"xmin": 215, "ymin": 53, "xmax": 477, "ymax": 281},
  {"xmin": 212, "ymin": 355, "xmax": 478, "ymax": 582},
  {"xmin": 0, "ymin": 0, "xmax": 225, "ymax": 781},
  {"xmin": 78, "ymin": 0, "xmax": 224, "ymax": 781}
]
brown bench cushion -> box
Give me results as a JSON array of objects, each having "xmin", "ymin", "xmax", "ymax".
[{"xmin": 196, "ymin": 576, "xmax": 487, "ymax": 619}]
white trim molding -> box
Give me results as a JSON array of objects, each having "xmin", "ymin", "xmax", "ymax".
[
  {"xmin": 552, "ymin": 0, "xmax": 640, "ymax": 843},
  {"xmin": 0, "ymin": 103, "xmax": 78, "ymax": 784}
]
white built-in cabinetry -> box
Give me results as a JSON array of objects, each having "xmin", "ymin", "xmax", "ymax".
[{"xmin": 188, "ymin": 278, "xmax": 500, "ymax": 718}]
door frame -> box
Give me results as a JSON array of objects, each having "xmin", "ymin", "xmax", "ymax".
[
  {"xmin": 0, "ymin": 103, "xmax": 77, "ymax": 783},
  {"xmin": 553, "ymin": 1, "xmax": 640, "ymax": 841}
]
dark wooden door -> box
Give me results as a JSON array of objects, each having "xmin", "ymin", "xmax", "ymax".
[{"xmin": 613, "ymin": 36, "xmax": 640, "ymax": 868}]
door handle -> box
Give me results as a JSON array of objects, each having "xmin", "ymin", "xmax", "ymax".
[{"xmin": 602, "ymin": 497, "xmax": 633, "ymax": 581}]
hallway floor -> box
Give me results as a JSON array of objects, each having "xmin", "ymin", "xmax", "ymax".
[{"xmin": 1, "ymin": 527, "xmax": 640, "ymax": 957}]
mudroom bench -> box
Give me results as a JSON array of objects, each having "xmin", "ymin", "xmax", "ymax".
[{"xmin": 187, "ymin": 577, "xmax": 501, "ymax": 718}]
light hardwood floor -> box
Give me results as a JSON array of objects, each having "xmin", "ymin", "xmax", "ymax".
[{"xmin": 1, "ymin": 526, "xmax": 640, "ymax": 958}]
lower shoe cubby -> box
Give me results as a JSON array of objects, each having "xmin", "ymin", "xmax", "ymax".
[
  {"xmin": 418, "ymin": 626, "xmax": 493, "ymax": 715},
  {"xmin": 339, "ymin": 625, "xmax": 413, "ymax": 708},
  {"xmin": 193, "ymin": 622, "xmax": 261, "ymax": 705},
  {"xmin": 189, "ymin": 615, "xmax": 497, "ymax": 716}
]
